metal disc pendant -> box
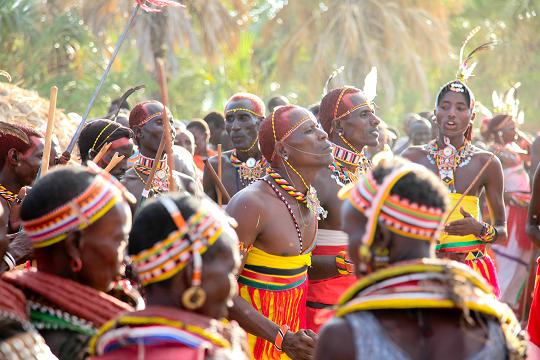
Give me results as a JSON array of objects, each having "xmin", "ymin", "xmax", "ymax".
[
  {"xmin": 156, "ymin": 169, "xmax": 167, "ymax": 180},
  {"xmin": 246, "ymin": 158, "xmax": 256, "ymax": 168}
]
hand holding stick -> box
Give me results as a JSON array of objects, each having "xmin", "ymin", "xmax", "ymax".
[{"xmin": 204, "ymin": 159, "xmax": 231, "ymax": 203}]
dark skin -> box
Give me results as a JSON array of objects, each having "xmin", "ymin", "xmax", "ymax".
[
  {"xmin": 122, "ymin": 104, "xmax": 197, "ymax": 201},
  {"xmin": 410, "ymin": 119, "xmax": 432, "ymax": 145},
  {"xmin": 204, "ymin": 99, "xmax": 265, "ymax": 203},
  {"xmin": 311, "ymin": 92, "xmax": 380, "ymax": 280},
  {"xmin": 145, "ymin": 232, "xmax": 240, "ymax": 320},
  {"xmin": 402, "ymin": 91, "xmax": 507, "ymax": 244},
  {"xmin": 0, "ymin": 136, "xmax": 55, "ymax": 268},
  {"xmin": 92, "ymin": 139, "xmax": 134, "ymax": 180},
  {"xmin": 527, "ymin": 164, "xmax": 540, "ymax": 246},
  {"xmin": 226, "ymin": 108, "xmax": 333, "ymax": 360},
  {"xmin": 315, "ymin": 202, "xmax": 500, "ymax": 359},
  {"xmin": 188, "ymin": 125, "xmax": 210, "ymax": 158},
  {"xmin": 33, "ymin": 200, "xmax": 131, "ymax": 354}
]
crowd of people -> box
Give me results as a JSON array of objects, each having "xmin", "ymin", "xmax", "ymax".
[{"xmin": 2, "ymin": 38, "xmax": 540, "ymax": 360}]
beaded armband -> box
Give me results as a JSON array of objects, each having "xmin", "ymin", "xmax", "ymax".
[
  {"xmin": 479, "ymin": 222, "xmax": 497, "ymax": 243},
  {"xmin": 274, "ymin": 324, "xmax": 289, "ymax": 352},
  {"xmin": 336, "ymin": 250, "xmax": 354, "ymax": 275}
]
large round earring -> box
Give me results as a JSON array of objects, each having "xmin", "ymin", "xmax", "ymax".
[
  {"xmin": 337, "ymin": 128, "xmax": 344, "ymax": 136},
  {"xmin": 70, "ymin": 258, "xmax": 82, "ymax": 273},
  {"xmin": 182, "ymin": 286, "xmax": 206, "ymax": 310}
]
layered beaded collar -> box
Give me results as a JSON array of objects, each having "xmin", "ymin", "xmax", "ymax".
[
  {"xmin": 424, "ymin": 138, "xmax": 474, "ymax": 193},
  {"xmin": 229, "ymin": 150, "xmax": 266, "ymax": 188},
  {"xmin": 0, "ymin": 184, "xmax": 19, "ymax": 205},
  {"xmin": 329, "ymin": 143, "xmax": 372, "ymax": 187},
  {"xmin": 133, "ymin": 154, "xmax": 169, "ymax": 193}
]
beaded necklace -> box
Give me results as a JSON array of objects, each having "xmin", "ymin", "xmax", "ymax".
[
  {"xmin": 262, "ymin": 178, "xmax": 304, "ymax": 253},
  {"xmin": 425, "ymin": 138, "xmax": 474, "ymax": 193},
  {"xmin": 29, "ymin": 300, "xmax": 96, "ymax": 336},
  {"xmin": 134, "ymin": 154, "xmax": 169, "ymax": 193},
  {"xmin": 267, "ymin": 170, "xmax": 327, "ymax": 220},
  {"xmin": 229, "ymin": 150, "xmax": 266, "ymax": 188},
  {"xmin": 330, "ymin": 144, "xmax": 372, "ymax": 187},
  {"xmin": 0, "ymin": 184, "xmax": 18, "ymax": 205}
]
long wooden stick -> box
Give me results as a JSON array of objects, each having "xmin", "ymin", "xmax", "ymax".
[
  {"xmin": 155, "ymin": 58, "xmax": 176, "ymax": 192},
  {"xmin": 217, "ymin": 144, "xmax": 223, "ymax": 206},
  {"xmin": 142, "ymin": 137, "xmax": 167, "ymax": 200},
  {"xmin": 40, "ymin": 86, "xmax": 58, "ymax": 178},
  {"xmin": 92, "ymin": 142, "xmax": 112, "ymax": 165},
  {"xmin": 204, "ymin": 159, "xmax": 231, "ymax": 203},
  {"xmin": 444, "ymin": 155, "xmax": 495, "ymax": 224},
  {"xmin": 103, "ymin": 153, "xmax": 125, "ymax": 173}
]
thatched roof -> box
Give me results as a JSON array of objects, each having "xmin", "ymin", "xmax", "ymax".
[{"xmin": 0, "ymin": 82, "xmax": 79, "ymax": 149}]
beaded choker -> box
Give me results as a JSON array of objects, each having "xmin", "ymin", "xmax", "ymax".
[
  {"xmin": 134, "ymin": 154, "xmax": 169, "ymax": 193},
  {"xmin": 23, "ymin": 168, "xmax": 125, "ymax": 248},
  {"xmin": 330, "ymin": 144, "xmax": 372, "ymax": 187},
  {"xmin": 230, "ymin": 150, "xmax": 266, "ymax": 188},
  {"xmin": 0, "ymin": 184, "xmax": 19, "ymax": 205},
  {"xmin": 267, "ymin": 170, "xmax": 327, "ymax": 220},
  {"xmin": 425, "ymin": 139, "xmax": 474, "ymax": 193},
  {"xmin": 339, "ymin": 164, "xmax": 445, "ymax": 244},
  {"xmin": 132, "ymin": 197, "xmax": 228, "ymax": 286}
]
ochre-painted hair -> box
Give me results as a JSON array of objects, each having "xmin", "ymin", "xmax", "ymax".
[
  {"xmin": 259, "ymin": 105, "xmax": 310, "ymax": 162},
  {"xmin": 225, "ymin": 92, "xmax": 266, "ymax": 118},
  {"xmin": 0, "ymin": 122, "xmax": 43, "ymax": 169},
  {"xmin": 128, "ymin": 100, "xmax": 164, "ymax": 129},
  {"xmin": 319, "ymin": 86, "xmax": 362, "ymax": 135}
]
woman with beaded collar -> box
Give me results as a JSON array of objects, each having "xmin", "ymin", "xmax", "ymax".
[
  {"xmin": 306, "ymin": 85, "xmax": 381, "ymax": 332},
  {"xmin": 204, "ymin": 93, "xmax": 269, "ymax": 205},
  {"xmin": 315, "ymin": 157, "xmax": 526, "ymax": 360},
  {"xmin": 226, "ymin": 105, "xmax": 334, "ymax": 359},
  {"xmin": 89, "ymin": 193, "xmax": 249, "ymax": 359},
  {"xmin": 2, "ymin": 165, "xmax": 135, "ymax": 359},
  {"xmin": 403, "ymin": 46, "xmax": 506, "ymax": 298}
]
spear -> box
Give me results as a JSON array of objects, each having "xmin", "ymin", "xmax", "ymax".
[{"xmin": 63, "ymin": 0, "xmax": 184, "ymax": 159}]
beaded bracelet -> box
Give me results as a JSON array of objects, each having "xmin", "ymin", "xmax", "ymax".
[
  {"xmin": 274, "ymin": 324, "xmax": 289, "ymax": 352},
  {"xmin": 336, "ymin": 250, "xmax": 354, "ymax": 275},
  {"xmin": 479, "ymin": 222, "xmax": 497, "ymax": 243}
]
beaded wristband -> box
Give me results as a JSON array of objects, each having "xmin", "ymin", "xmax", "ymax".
[
  {"xmin": 274, "ymin": 324, "xmax": 289, "ymax": 352},
  {"xmin": 336, "ymin": 250, "xmax": 354, "ymax": 275},
  {"xmin": 479, "ymin": 222, "xmax": 497, "ymax": 243}
]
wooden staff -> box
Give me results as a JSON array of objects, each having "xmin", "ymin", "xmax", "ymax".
[
  {"xmin": 204, "ymin": 159, "xmax": 231, "ymax": 203},
  {"xmin": 217, "ymin": 144, "xmax": 223, "ymax": 206},
  {"xmin": 92, "ymin": 142, "xmax": 112, "ymax": 165},
  {"xmin": 39, "ymin": 86, "xmax": 58, "ymax": 178},
  {"xmin": 155, "ymin": 58, "xmax": 176, "ymax": 192},
  {"xmin": 103, "ymin": 153, "xmax": 125, "ymax": 173},
  {"xmin": 443, "ymin": 155, "xmax": 495, "ymax": 224},
  {"xmin": 142, "ymin": 136, "xmax": 167, "ymax": 201}
]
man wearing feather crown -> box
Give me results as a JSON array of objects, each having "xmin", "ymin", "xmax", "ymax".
[{"xmin": 403, "ymin": 27, "xmax": 506, "ymax": 297}]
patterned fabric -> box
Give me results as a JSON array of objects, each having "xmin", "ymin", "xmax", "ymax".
[{"xmin": 238, "ymin": 247, "xmax": 311, "ymax": 359}]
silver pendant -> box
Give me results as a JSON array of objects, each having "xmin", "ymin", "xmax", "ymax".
[
  {"xmin": 306, "ymin": 186, "xmax": 328, "ymax": 220},
  {"xmin": 246, "ymin": 158, "xmax": 256, "ymax": 168}
]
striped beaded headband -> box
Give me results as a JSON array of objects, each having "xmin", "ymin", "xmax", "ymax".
[
  {"xmin": 132, "ymin": 197, "xmax": 225, "ymax": 287},
  {"xmin": 137, "ymin": 111, "xmax": 163, "ymax": 128},
  {"xmin": 23, "ymin": 167, "xmax": 125, "ymax": 249},
  {"xmin": 225, "ymin": 107, "xmax": 264, "ymax": 118},
  {"xmin": 339, "ymin": 164, "xmax": 445, "ymax": 244}
]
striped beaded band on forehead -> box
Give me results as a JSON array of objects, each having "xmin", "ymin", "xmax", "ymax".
[
  {"xmin": 138, "ymin": 111, "xmax": 163, "ymax": 128},
  {"xmin": 225, "ymin": 107, "xmax": 263, "ymax": 118},
  {"xmin": 132, "ymin": 198, "xmax": 225, "ymax": 287},
  {"xmin": 23, "ymin": 171, "xmax": 124, "ymax": 249},
  {"xmin": 341, "ymin": 166, "xmax": 445, "ymax": 244}
]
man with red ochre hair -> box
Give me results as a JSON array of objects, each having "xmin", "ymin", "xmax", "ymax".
[
  {"xmin": 307, "ymin": 86, "xmax": 380, "ymax": 332},
  {"xmin": 227, "ymin": 105, "xmax": 337, "ymax": 359},
  {"xmin": 0, "ymin": 122, "xmax": 53, "ymax": 272},
  {"xmin": 122, "ymin": 100, "xmax": 198, "ymax": 203},
  {"xmin": 204, "ymin": 92, "xmax": 269, "ymax": 204}
]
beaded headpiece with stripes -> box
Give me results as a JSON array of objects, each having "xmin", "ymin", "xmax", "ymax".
[
  {"xmin": 23, "ymin": 164, "xmax": 131, "ymax": 249},
  {"xmin": 132, "ymin": 197, "xmax": 230, "ymax": 287},
  {"xmin": 339, "ymin": 163, "xmax": 446, "ymax": 244}
]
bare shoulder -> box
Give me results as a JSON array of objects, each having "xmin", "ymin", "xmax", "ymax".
[
  {"xmin": 226, "ymin": 181, "xmax": 269, "ymax": 215},
  {"xmin": 315, "ymin": 317, "xmax": 355, "ymax": 360},
  {"xmin": 401, "ymin": 145, "xmax": 428, "ymax": 161}
]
